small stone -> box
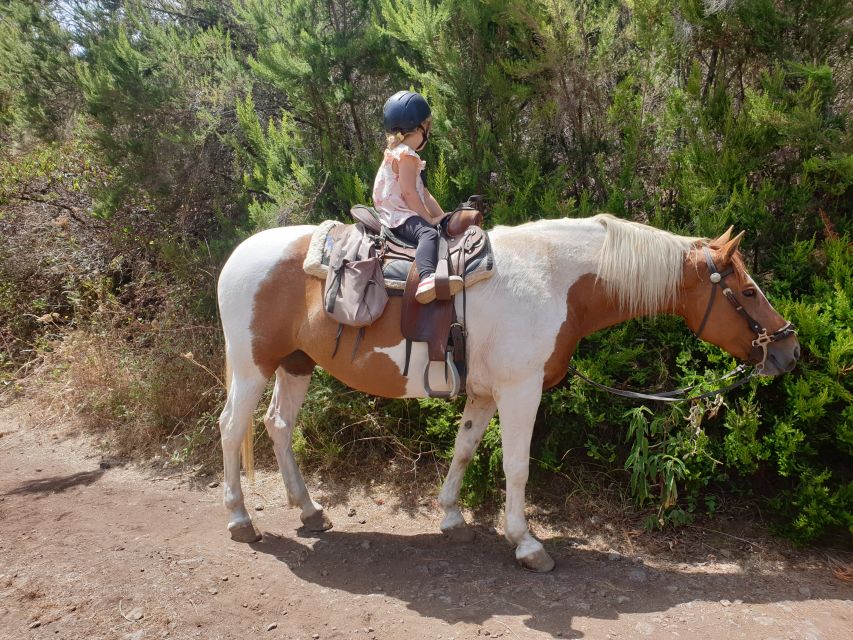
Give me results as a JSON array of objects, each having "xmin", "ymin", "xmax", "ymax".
[
  {"xmin": 312, "ymin": 635, "xmax": 320, "ymax": 639},
  {"xmin": 242, "ymin": 603, "xmax": 248, "ymax": 608},
  {"xmin": 99, "ymin": 461, "xmax": 111, "ymax": 469},
  {"xmin": 221, "ymin": 576, "xmax": 228, "ymax": 582},
  {"xmin": 208, "ymin": 588, "xmax": 218, "ymax": 595},
  {"xmin": 208, "ymin": 481, "xmax": 219, "ymax": 488},
  {"xmin": 615, "ymin": 595, "xmax": 631, "ymax": 604},
  {"xmin": 347, "ymin": 508, "xmax": 356, "ymax": 517},
  {"xmin": 606, "ymin": 550, "xmax": 621, "ymax": 561},
  {"xmin": 127, "ymin": 607, "xmax": 144, "ymax": 621},
  {"xmin": 29, "ymin": 621, "xmax": 41, "ymax": 629},
  {"xmin": 720, "ymin": 599, "xmax": 731, "ymax": 607},
  {"xmin": 358, "ymin": 518, "xmax": 367, "ymax": 524},
  {"xmin": 255, "ymin": 505, "xmax": 264, "ymax": 511},
  {"xmin": 265, "ymin": 623, "xmax": 277, "ymax": 631}
]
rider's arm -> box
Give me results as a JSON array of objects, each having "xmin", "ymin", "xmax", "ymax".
[
  {"xmin": 422, "ymin": 188, "xmax": 446, "ymax": 223},
  {"xmin": 397, "ymin": 155, "xmax": 442, "ymax": 224}
]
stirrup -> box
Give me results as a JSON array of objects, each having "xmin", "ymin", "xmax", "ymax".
[{"xmin": 423, "ymin": 352, "xmax": 461, "ymax": 399}]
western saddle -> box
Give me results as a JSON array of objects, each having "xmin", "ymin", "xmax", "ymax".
[{"xmin": 345, "ymin": 197, "xmax": 491, "ymax": 398}]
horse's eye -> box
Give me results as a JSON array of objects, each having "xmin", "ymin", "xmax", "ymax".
[{"xmin": 743, "ymin": 288, "xmax": 756, "ymax": 297}]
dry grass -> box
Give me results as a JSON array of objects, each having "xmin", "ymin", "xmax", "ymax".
[{"xmin": 33, "ymin": 308, "xmax": 226, "ymax": 463}]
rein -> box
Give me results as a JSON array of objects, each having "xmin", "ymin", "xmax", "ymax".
[
  {"xmin": 567, "ymin": 245, "xmax": 796, "ymax": 403},
  {"xmin": 566, "ymin": 363, "xmax": 756, "ymax": 404}
]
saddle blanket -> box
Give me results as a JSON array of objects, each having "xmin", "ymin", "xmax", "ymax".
[{"xmin": 303, "ymin": 220, "xmax": 496, "ymax": 291}]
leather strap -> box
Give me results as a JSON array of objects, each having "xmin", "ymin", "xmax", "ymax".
[
  {"xmin": 434, "ymin": 235, "xmax": 451, "ymax": 300},
  {"xmin": 567, "ymin": 363, "xmax": 756, "ymax": 403}
]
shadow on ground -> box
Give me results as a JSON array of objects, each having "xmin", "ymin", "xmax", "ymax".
[{"xmin": 247, "ymin": 525, "xmax": 841, "ymax": 638}]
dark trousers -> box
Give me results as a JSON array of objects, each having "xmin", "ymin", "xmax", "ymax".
[{"xmin": 395, "ymin": 215, "xmax": 438, "ymax": 279}]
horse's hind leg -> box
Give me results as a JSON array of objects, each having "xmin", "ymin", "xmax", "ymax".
[
  {"xmin": 220, "ymin": 368, "xmax": 268, "ymax": 543},
  {"xmin": 438, "ymin": 395, "xmax": 496, "ymax": 541},
  {"xmin": 264, "ymin": 367, "xmax": 332, "ymax": 531}
]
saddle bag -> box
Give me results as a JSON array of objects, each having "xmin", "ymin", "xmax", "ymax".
[{"xmin": 323, "ymin": 225, "xmax": 388, "ymax": 327}]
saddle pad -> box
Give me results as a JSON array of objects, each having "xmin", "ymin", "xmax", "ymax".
[{"xmin": 303, "ymin": 221, "xmax": 496, "ymax": 291}]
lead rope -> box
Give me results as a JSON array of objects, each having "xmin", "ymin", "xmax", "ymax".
[{"xmin": 566, "ymin": 363, "xmax": 756, "ymax": 403}]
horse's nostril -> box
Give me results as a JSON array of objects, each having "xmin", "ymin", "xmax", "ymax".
[{"xmin": 793, "ymin": 345, "xmax": 801, "ymax": 360}]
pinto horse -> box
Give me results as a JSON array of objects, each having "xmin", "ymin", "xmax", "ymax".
[{"xmin": 216, "ymin": 214, "xmax": 799, "ymax": 571}]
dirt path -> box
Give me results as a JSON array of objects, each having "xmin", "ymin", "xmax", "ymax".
[{"xmin": 0, "ymin": 405, "xmax": 850, "ymax": 640}]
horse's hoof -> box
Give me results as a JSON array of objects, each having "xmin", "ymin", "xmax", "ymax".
[
  {"xmin": 229, "ymin": 521, "xmax": 262, "ymax": 543},
  {"xmin": 301, "ymin": 509, "xmax": 333, "ymax": 532},
  {"xmin": 517, "ymin": 547, "xmax": 555, "ymax": 573},
  {"xmin": 441, "ymin": 523, "xmax": 475, "ymax": 543}
]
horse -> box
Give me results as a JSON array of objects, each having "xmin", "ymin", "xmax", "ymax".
[{"xmin": 216, "ymin": 214, "xmax": 799, "ymax": 572}]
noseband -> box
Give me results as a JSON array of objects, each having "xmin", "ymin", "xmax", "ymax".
[{"xmin": 694, "ymin": 246, "xmax": 797, "ymax": 373}]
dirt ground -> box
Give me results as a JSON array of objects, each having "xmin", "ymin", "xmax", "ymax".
[{"xmin": 0, "ymin": 403, "xmax": 850, "ymax": 640}]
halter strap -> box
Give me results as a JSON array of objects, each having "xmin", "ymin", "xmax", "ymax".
[
  {"xmin": 694, "ymin": 246, "xmax": 733, "ymax": 340},
  {"xmin": 695, "ymin": 245, "xmax": 796, "ymax": 372}
]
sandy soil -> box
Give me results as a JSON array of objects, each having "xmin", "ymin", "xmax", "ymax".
[{"xmin": 0, "ymin": 403, "xmax": 850, "ymax": 640}]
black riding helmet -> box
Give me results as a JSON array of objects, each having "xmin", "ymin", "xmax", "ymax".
[{"xmin": 383, "ymin": 91, "xmax": 431, "ymax": 133}]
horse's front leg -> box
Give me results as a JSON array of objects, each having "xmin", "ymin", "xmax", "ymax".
[
  {"xmin": 437, "ymin": 394, "xmax": 497, "ymax": 541},
  {"xmin": 496, "ymin": 378, "xmax": 555, "ymax": 572}
]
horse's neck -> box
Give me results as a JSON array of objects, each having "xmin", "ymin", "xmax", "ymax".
[{"xmin": 488, "ymin": 220, "xmax": 682, "ymax": 340}]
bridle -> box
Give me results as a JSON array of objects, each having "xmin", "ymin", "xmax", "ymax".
[
  {"xmin": 694, "ymin": 246, "xmax": 797, "ymax": 374},
  {"xmin": 566, "ymin": 244, "xmax": 797, "ymax": 403}
]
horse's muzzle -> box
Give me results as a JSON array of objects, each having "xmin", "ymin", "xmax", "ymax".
[{"xmin": 757, "ymin": 339, "xmax": 801, "ymax": 376}]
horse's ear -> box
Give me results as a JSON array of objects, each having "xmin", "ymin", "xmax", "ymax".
[
  {"xmin": 720, "ymin": 230, "xmax": 745, "ymax": 264},
  {"xmin": 715, "ymin": 225, "xmax": 734, "ymax": 246}
]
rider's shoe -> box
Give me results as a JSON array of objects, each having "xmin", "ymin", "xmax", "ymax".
[{"xmin": 415, "ymin": 275, "xmax": 463, "ymax": 304}]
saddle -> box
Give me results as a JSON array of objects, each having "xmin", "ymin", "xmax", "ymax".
[
  {"xmin": 354, "ymin": 202, "xmax": 488, "ymax": 397},
  {"xmin": 303, "ymin": 197, "xmax": 494, "ymax": 398}
]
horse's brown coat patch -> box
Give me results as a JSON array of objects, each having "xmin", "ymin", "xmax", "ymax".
[
  {"xmin": 542, "ymin": 274, "xmax": 634, "ymax": 389},
  {"xmin": 250, "ymin": 235, "xmax": 408, "ymax": 397}
]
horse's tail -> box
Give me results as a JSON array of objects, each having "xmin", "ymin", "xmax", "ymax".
[{"xmin": 224, "ymin": 348, "xmax": 255, "ymax": 483}]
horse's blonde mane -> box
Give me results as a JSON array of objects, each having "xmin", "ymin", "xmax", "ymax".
[{"xmin": 593, "ymin": 214, "xmax": 701, "ymax": 315}]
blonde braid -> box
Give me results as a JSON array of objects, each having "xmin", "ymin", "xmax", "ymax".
[{"xmin": 386, "ymin": 131, "xmax": 405, "ymax": 149}]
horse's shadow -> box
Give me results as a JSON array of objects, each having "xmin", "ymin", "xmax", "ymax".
[{"xmin": 249, "ymin": 526, "xmax": 839, "ymax": 638}]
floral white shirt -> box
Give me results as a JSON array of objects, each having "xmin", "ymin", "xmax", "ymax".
[{"xmin": 372, "ymin": 144, "xmax": 427, "ymax": 228}]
